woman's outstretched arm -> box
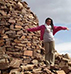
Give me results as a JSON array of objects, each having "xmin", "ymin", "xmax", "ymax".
[
  {"xmin": 26, "ymin": 25, "xmax": 42, "ymax": 32},
  {"xmin": 53, "ymin": 26, "xmax": 69, "ymax": 35},
  {"xmin": 56, "ymin": 26, "xmax": 69, "ymax": 30}
]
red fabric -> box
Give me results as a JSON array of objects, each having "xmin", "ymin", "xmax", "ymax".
[{"xmin": 27, "ymin": 25, "xmax": 67, "ymax": 40}]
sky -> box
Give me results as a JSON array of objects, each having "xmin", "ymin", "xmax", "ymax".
[{"xmin": 23, "ymin": 0, "xmax": 71, "ymax": 57}]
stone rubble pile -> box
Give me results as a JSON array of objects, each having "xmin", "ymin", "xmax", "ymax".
[
  {"xmin": 0, "ymin": 0, "xmax": 41, "ymax": 57},
  {"xmin": 0, "ymin": 0, "xmax": 71, "ymax": 74}
]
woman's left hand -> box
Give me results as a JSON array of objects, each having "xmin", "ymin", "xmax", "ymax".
[{"xmin": 66, "ymin": 27, "xmax": 69, "ymax": 31}]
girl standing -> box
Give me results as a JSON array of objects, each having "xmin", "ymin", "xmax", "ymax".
[{"xmin": 27, "ymin": 17, "xmax": 69, "ymax": 67}]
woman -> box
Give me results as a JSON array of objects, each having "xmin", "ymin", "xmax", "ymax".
[{"xmin": 27, "ymin": 17, "xmax": 69, "ymax": 67}]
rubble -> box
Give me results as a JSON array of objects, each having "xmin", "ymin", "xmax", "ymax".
[
  {"xmin": 55, "ymin": 70, "xmax": 66, "ymax": 74},
  {"xmin": 0, "ymin": 0, "xmax": 71, "ymax": 74}
]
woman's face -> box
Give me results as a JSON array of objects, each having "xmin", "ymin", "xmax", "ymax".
[{"xmin": 46, "ymin": 19, "xmax": 51, "ymax": 25}]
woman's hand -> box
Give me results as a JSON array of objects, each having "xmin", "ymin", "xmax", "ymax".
[{"xmin": 66, "ymin": 27, "xmax": 69, "ymax": 31}]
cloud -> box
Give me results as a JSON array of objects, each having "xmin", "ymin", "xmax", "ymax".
[
  {"xmin": 69, "ymin": 27, "xmax": 71, "ymax": 30},
  {"xmin": 55, "ymin": 42, "xmax": 71, "ymax": 57},
  {"xmin": 55, "ymin": 38, "xmax": 63, "ymax": 44},
  {"xmin": 55, "ymin": 42, "xmax": 71, "ymax": 51},
  {"xmin": 23, "ymin": 0, "xmax": 71, "ymax": 25}
]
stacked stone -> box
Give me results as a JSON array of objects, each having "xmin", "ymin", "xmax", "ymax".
[
  {"xmin": 0, "ymin": 0, "xmax": 43, "ymax": 58},
  {"xmin": 0, "ymin": 51, "xmax": 71, "ymax": 74}
]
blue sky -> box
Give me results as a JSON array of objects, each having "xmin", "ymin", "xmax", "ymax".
[{"xmin": 23, "ymin": 0, "xmax": 71, "ymax": 57}]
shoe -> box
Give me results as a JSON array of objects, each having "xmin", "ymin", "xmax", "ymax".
[
  {"xmin": 44, "ymin": 60, "xmax": 50, "ymax": 68},
  {"xmin": 50, "ymin": 63, "xmax": 55, "ymax": 69}
]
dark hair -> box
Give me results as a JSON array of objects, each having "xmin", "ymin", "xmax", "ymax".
[{"xmin": 45, "ymin": 17, "xmax": 54, "ymax": 30}]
